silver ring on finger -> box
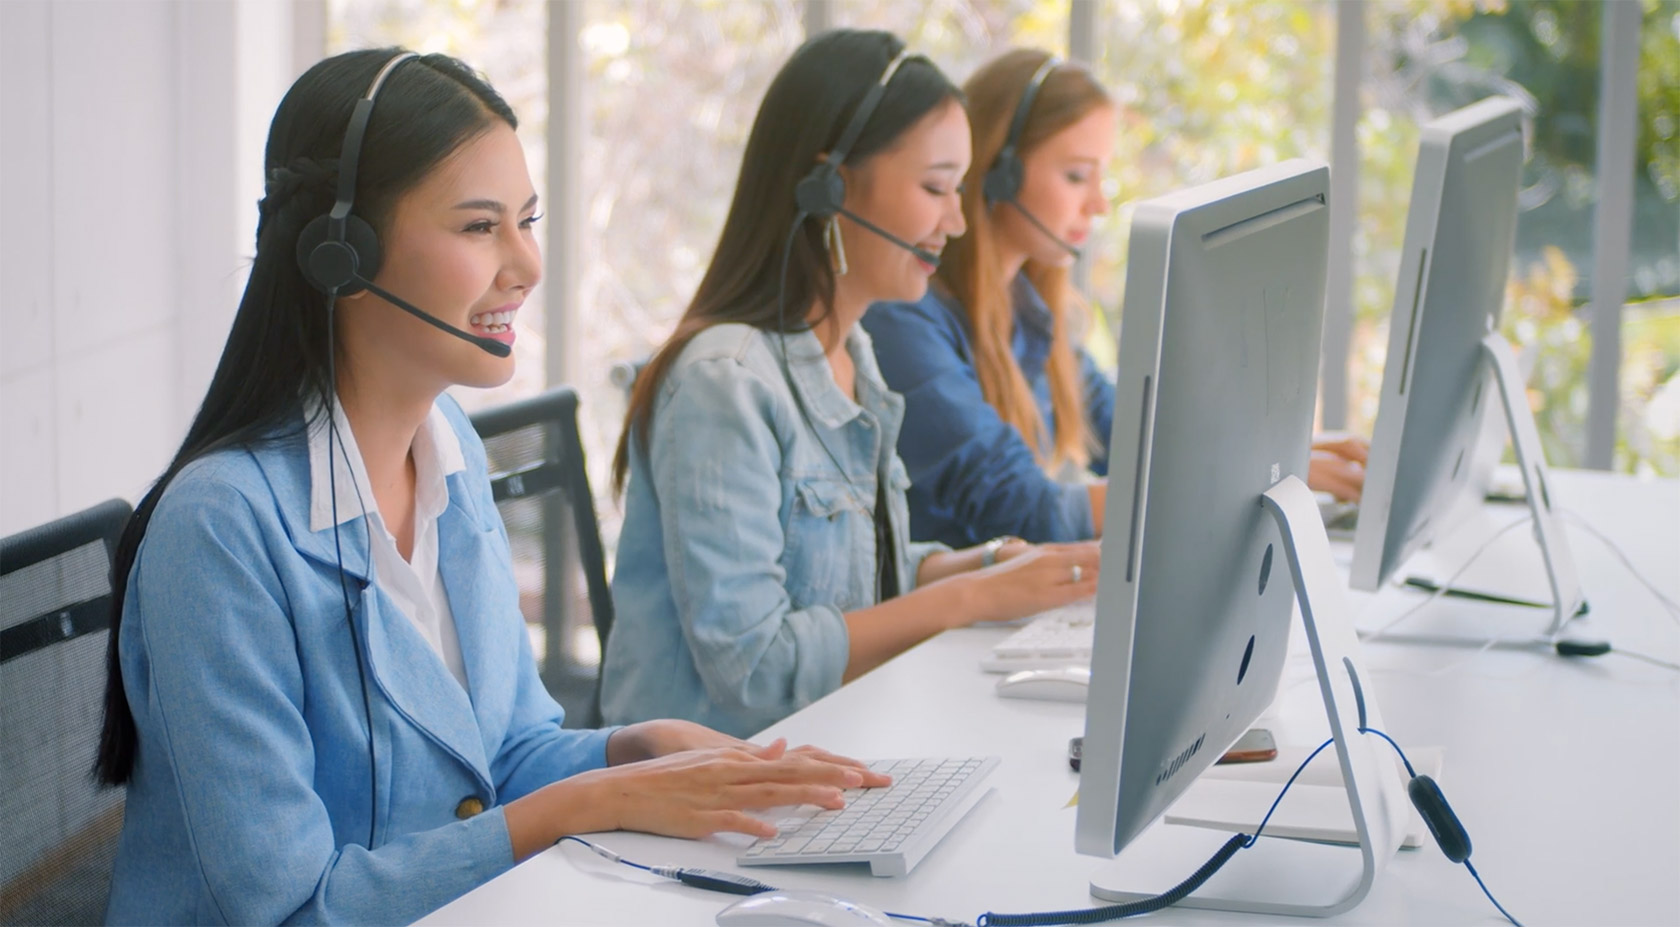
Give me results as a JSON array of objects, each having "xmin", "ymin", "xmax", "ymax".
[{"xmin": 1071, "ymin": 564, "xmax": 1083, "ymax": 584}]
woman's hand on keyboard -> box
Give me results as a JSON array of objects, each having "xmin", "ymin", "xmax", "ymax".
[
  {"xmin": 609, "ymin": 722, "xmax": 891, "ymax": 790},
  {"xmin": 960, "ymin": 541, "xmax": 1101, "ymax": 625},
  {"xmin": 786, "ymin": 744, "xmax": 894, "ymax": 789},
  {"xmin": 606, "ymin": 718, "xmax": 756, "ymax": 764},
  {"xmin": 578, "ymin": 738, "xmax": 881, "ymax": 839},
  {"xmin": 1309, "ymin": 433, "xmax": 1368, "ymax": 502}
]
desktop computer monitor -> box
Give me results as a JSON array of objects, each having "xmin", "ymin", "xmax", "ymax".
[
  {"xmin": 1073, "ymin": 160, "xmax": 1409, "ymax": 918},
  {"xmin": 1349, "ymin": 96, "xmax": 1582, "ymax": 632},
  {"xmin": 1074, "ymin": 159, "xmax": 1331, "ymax": 861}
]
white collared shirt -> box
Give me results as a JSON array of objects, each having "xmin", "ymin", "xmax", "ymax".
[{"xmin": 307, "ymin": 399, "xmax": 470, "ymax": 689}]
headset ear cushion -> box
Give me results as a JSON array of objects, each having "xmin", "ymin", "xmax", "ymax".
[
  {"xmin": 296, "ymin": 214, "xmax": 383, "ymax": 295},
  {"xmin": 795, "ymin": 165, "xmax": 846, "ymax": 219},
  {"xmin": 983, "ymin": 149, "xmax": 1023, "ymax": 207}
]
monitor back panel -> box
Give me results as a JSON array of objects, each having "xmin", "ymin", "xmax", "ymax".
[
  {"xmin": 1078, "ymin": 160, "xmax": 1331, "ymax": 858},
  {"xmin": 1351, "ymin": 98, "xmax": 1526, "ymax": 591}
]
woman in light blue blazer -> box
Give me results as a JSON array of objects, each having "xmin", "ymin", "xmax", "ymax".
[
  {"xmin": 601, "ymin": 31, "xmax": 1103, "ymax": 739},
  {"xmin": 95, "ymin": 49, "xmax": 883, "ymax": 926}
]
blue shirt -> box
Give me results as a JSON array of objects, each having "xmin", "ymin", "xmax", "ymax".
[
  {"xmin": 863, "ymin": 276, "xmax": 1116, "ymax": 547},
  {"xmin": 602, "ymin": 323, "xmax": 947, "ymax": 738},
  {"xmin": 106, "ymin": 396, "xmax": 615, "ymax": 925}
]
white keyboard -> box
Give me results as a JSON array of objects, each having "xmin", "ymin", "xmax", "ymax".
[
  {"xmin": 980, "ymin": 603, "xmax": 1095, "ymax": 673},
  {"xmin": 738, "ymin": 756, "xmax": 999, "ymax": 877}
]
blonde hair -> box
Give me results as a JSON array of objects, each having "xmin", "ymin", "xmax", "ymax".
[{"xmin": 937, "ymin": 48, "xmax": 1111, "ymax": 470}]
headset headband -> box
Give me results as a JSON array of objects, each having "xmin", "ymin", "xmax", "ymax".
[
  {"xmin": 1003, "ymin": 55, "xmax": 1061, "ymax": 158},
  {"xmin": 827, "ymin": 48, "xmax": 917, "ymax": 172},
  {"xmin": 329, "ymin": 52, "xmax": 420, "ymax": 236}
]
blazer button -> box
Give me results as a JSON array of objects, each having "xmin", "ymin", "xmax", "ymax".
[{"xmin": 455, "ymin": 797, "xmax": 484, "ymax": 819}]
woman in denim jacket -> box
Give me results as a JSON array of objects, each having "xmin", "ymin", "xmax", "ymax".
[
  {"xmin": 863, "ymin": 49, "xmax": 1370, "ymax": 549},
  {"xmin": 603, "ymin": 31, "xmax": 1102, "ymax": 739},
  {"xmin": 97, "ymin": 50, "xmax": 884, "ymax": 926}
]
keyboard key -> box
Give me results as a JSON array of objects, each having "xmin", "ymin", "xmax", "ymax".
[{"xmin": 738, "ymin": 756, "xmax": 999, "ymax": 877}]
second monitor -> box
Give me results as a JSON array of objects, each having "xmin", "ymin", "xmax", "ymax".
[{"xmin": 1351, "ymin": 95, "xmax": 1584, "ymax": 637}]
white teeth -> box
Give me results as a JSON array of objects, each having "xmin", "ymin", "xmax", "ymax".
[{"xmin": 469, "ymin": 309, "xmax": 516, "ymax": 329}]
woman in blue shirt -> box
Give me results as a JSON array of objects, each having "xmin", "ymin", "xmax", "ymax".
[
  {"xmin": 863, "ymin": 49, "xmax": 1369, "ymax": 548},
  {"xmin": 95, "ymin": 49, "xmax": 883, "ymax": 926},
  {"xmin": 603, "ymin": 31, "xmax": 1102, "ymax": 738}
]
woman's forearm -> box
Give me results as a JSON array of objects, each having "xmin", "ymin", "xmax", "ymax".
[
  {"xmin": 915, "ymin": 547, "xmax": 988, "ymax": 585},
  {"xmin": 502, "ymin": 772, "xmax": 617, "ymax": 862},
  {"xmin": 842, "ymin": 575, "xmax": 976, "ymax": 682}
]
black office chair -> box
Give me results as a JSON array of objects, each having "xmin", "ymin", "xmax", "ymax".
[
  {"xmin": 470, "ymin": 387, "xmax": 613, "ymax": 728},
  {"xmin": 1, "ymin": 498, "xmax": 132, "ymax": 926}
]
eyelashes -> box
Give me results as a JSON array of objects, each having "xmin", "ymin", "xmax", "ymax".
[{"xmin": 463, "ymin": 213, "xmax": 544, "ymax": 234}]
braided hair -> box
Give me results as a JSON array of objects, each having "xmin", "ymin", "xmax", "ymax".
[{"xmin": 256, "ymin": 156, "xmax": 339, "ymax": 238}]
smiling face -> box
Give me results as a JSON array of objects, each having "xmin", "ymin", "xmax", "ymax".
[
  {"xmin": 339, "ymin": 121, "xmax": 542, "ymax": 394},
  {"xmin": 995, "ymin": 103, "xmax": 1116, "ymax": 268},
  {"xmin": 832, "ymin": 98, "xmax": 972, "ymax": 312}
]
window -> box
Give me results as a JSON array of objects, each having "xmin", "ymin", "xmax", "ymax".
[
  {"xmin": 578, "ymin": 0, "xmax": 804, "ymax": 552},
  {"xmin": 325, "ymin": 0, "xmax": 1680, "ymax": 486},
  {"xmin": 1359, "ymin": 1, "xmax": 1678, "ymax": 473},
  {"xmin": 829, "ymin": 0, "xmax": 1070, "ymax": 81},
  {"xmin": 1087, "ymin": 0, "xmax": 1333, "ymax": 371}
]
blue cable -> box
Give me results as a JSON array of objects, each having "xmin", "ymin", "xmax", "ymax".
[
  {"xmin": 556, "ymin": 836, "xmax": 939, "ymax": 923},
  {"xmin": 558, "ymin": 726, "xmax": 1523, "ymax": 927},
  {"xmin": 1356, "ymin": 726, "xmax": 1418, "ymax": 777},
  {"xmin": 1355, "ymin": 727, "xmax": 1522, "ymax": 927},
  {"xmin": 1245, "ymin": 734, "xmax": 1336, "ymax": 848},
  {"xmin": 1466, "ymin": 859, "xmax": 1523, "ymax": 927}
]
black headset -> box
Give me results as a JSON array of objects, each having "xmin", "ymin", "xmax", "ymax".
[
  {"xmin": 296, "ymin": 52, "xmax": 415, "ymax": 298},
  {"xmin": 794, "ymin": 48, "xmax": 913, "ymax": 219},
  {"xmin": 982, "ymin": 54, "xmax": 1060, "ymax": 206},
  {"xmin": 294, "ymin": 51, "xmax": 512, "ymax": 358},
  {"xmin": 791, "ymin": 48, "xmax": 941, "ymax": 267},
  {"xmin": 980, "ymin": 54, "xmax": 1082, "ymax": 257}
]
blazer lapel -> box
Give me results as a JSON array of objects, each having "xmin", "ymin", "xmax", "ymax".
[
  {"xmin": 357, "ymin": 581, "xmax": 495, "ymax": 792},
  {"xmin": 437, "ymin": 478, "xmax": 522, "ymax": 760}
]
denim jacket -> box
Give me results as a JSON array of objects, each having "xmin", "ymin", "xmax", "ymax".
[
  {"xmin": 862, "ymin": 276, "xmax": 1116, "ymax": 547},
  {"xmin": 602, "ymin": 323, "xmax": 947, "ymax": 738},
  {"xmin": 105, "ymin": 396, "xmax": 614, "ymax": 925}
]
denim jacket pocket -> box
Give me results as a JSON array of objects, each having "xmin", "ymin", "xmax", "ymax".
[
  {"xmin": 883, "ymin": 458, "xmax": 916, "ymax": 596},
  {"xmin": 784, "ymin": 477, "xmax": 871, "ymax": 610}
]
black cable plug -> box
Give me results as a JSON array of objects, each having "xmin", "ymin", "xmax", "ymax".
[
  {"xmin": 648, "ymin": 866, "xmax": 777, "ymax": 896},
  {"xmin": 1555, "ymin": 638, "xmax": 1611, "ymax": 657}
]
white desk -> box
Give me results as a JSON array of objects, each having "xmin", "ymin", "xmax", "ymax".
[{"xmin": 423, "ymin": 471, "xmax": 1679, "ymax": 926}]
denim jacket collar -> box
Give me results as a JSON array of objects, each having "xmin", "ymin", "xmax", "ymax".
[{"xmin": 779, "ymin": 326, "xmax": 904, "ymax": 446}]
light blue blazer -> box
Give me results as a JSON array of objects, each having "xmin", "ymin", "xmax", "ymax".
[{"xmin": 105, "ymin": 397, "xmax": 615, "ymax": 925}]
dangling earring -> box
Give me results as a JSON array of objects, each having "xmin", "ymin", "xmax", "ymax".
[{"xmin": 824, "ymin": 214, "xmax": 849, "ymax": 276}]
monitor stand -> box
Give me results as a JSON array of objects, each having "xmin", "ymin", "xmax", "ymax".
[
  {"xmin": 1089, "ymin": 476, "xmax": 1409, "ymax": 917},
  {"xmin": 1480, "ymin": 331, "xmax": 1584, "ymax": 637}
]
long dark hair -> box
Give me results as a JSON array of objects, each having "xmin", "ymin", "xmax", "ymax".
[
  {"xmin": 95, "ymin": 49, "xmax": 516, "ymax": 786},
  {"xmin": 611, "ymin": 29, "xmax": 962, "ymax": 493}
]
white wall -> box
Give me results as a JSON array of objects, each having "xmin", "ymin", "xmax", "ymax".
[{"xmin": 0, "ymin": 0, "xmax": 302, "ymax": 536}]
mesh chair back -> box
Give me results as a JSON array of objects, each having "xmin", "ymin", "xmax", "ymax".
[
  {"xmin": 470, "ymin": 387, "xmax": 613, "ymax": 728},
  {"xmin": 1, "ymin": 498, "xmax": 132, "ymax": 926}
]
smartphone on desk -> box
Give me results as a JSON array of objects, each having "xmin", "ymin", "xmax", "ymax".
[
  {"xmin": 1068, "ymin": 728, "xmax": 1276, "ymax": 772},
  {"xmin": 1218, "ymin": 728, "xmax": 1277, "ymax": 764}
]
